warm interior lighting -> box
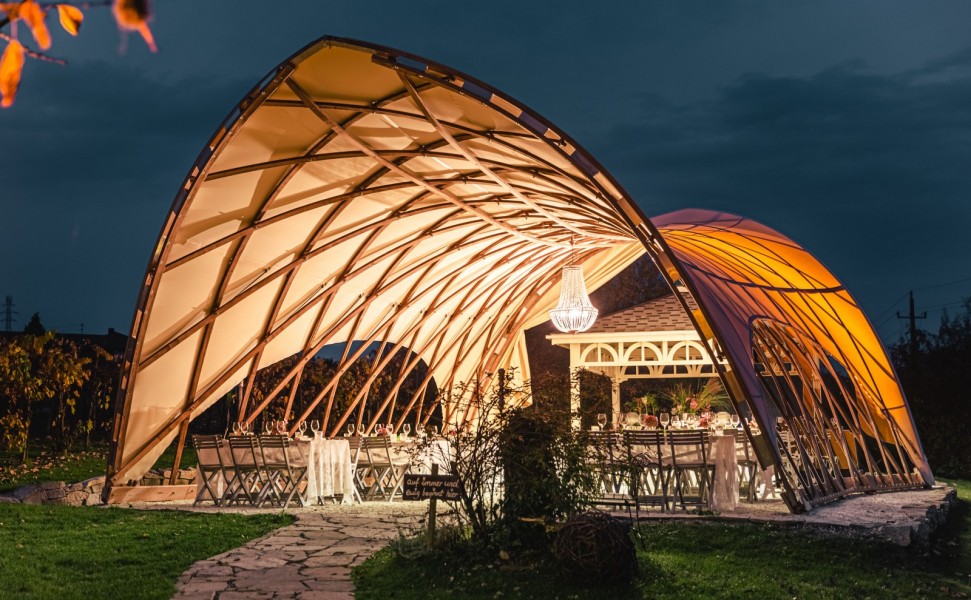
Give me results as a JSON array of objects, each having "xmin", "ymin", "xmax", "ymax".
[{"xmin": 550, "ymin": 265, "xmax": 598, "ymax": 333}]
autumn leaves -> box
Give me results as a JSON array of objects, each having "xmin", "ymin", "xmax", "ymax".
[{"xmin": 0, "ymin": 0, "xmax": 155, "ymax": 107}]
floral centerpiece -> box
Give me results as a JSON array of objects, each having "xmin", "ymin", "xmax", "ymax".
[
  {"xmin": 661, "ymin": 379, "xmax": 729, "ymax": 416},
  {"xmin": 641, "ymin": 414, "xmax": 659, "ymax": 429}
]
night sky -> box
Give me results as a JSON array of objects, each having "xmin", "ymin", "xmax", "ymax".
[{"xmin": 2, "ymin": 1, "xmax": 970, "ymax": 344}]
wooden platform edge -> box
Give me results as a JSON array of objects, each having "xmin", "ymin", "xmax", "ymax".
[{"xmin": 106, "ymin": 484, "xmax": 196, "ymax": 504}]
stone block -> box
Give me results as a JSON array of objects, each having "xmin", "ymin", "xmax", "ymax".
[
  {"xmin": 81, "ymin": 475, "xmax": 106, "ymax": 492},
  {"xmin": 12, "ymin": 484, "xmax": 40, "ymax": 501},
  {"xmin": 0, "ymin": 495, "xmax": 20, "ymax": 504},
  {"xmin": 62, "ymin": 491, "xmax": 87, "ymax": 506},
  {"xmin": 22, "ymin": 490, "xmax": 46, "ymax": 505},
  {"xmin": 45, "ymin": 487, "xmax": 67, "ymax": 500}
]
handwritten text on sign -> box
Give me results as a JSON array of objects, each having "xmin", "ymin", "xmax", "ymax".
[{"xmin": 401, "ymin": 474, "xmax": 462, "ymax": 501}]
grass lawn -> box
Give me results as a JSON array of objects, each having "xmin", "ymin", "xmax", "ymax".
[
  {"xmin": 354, "ymin": 479, "xmax": 971, "ymax": 600},
  {"xmin": 0, "ymin": 503, "xmax": 291, "ymax": 599},
  {"xmin": 0, "ymin": 439, "xmax": 198, "ymax": 494}
]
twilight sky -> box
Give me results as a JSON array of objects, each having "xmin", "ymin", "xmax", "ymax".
[{"xmin": 1, "ymin": 1, "xmax": 970, "ymax": 344}]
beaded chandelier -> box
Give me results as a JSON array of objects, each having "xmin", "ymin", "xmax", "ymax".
[{"xmin": 550, "ymin": 264, "xmax": 598, "ymax": 333}]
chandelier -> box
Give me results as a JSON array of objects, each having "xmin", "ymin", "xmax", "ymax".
[{"xmin": 550, "ymin": 263, "xmax": 598, "ymax": 333}]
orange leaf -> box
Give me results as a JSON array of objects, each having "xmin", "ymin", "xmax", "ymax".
[
  {"xmin": 112, "ymin": 0, "xmax": 156, "ymax": 52},
  {"xmin": 1, "ymin": 40, "xmax": 25, "ymax": 108},
  {"xmin": 56, "ymin": 4, "xmax": 83, "ymax": 36},
  {"xmin": 20, "ymin": 1, "xmax": 51, "ymax": 51},
  {"xmin": 0, "ymin": 3, "xmax": 22, "ymax": 20}
]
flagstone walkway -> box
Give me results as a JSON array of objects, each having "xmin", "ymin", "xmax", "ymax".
[{"xmin": 171, "ymin": 503, "xmax": 429, "ymax": 600}]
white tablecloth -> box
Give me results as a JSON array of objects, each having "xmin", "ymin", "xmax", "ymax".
[
  {"xmin": 709, "ymin": 432, "xmax": 739, "ymax": 512},
  {"xmin": 300, "ymin": 437, "xmax": 355, "ymax": 505}
]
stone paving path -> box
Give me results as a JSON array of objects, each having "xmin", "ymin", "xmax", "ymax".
[{"xmin": 172, "ymin": 503, "xmax": 428, "ymax": 600}]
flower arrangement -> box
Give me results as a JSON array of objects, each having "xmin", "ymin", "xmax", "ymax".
[
  {"xmin": 641, "ymin": 414, "xmax": 659, "ymax": 429},
  {"xmin": 661, "ymin": 379, "xmax": 729, "ymax": 416}
]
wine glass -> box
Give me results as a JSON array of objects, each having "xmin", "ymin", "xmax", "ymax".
[
  {"xmin": 277, "ymin": 420, "xmax": 287, "ymax": 435},
  {"xmin": 263, "ymin": 420, "xmax": 272, "ymax": 435},
  {"xmin": 731, "ymin": 414, "xmax": 741, "ymax": 429},
  {"xmin": 298, "ymin": 420, "xmax": 307, "ymax": 437},
  {"xmin": 659, "ymin": 412, "xmax": 670, "ymax": 430},
  {"xmin": 310, "ymin": 419, "xmax": 320, "ymax": 437},
  {"xmin": 672, "ymin": 415, "xmax": 682, "ymax": 429},
  {"xmin": 346, "ymin": 423, "xmax": 355, "ymax": 437},
  {"xmin": 231, "ymin": 422, "xmax": 241, "ymax": 436},
  {"xmin": 403, "ymin": 423, "xmax": 411, "ymax": 438},
  {"xmin": 596, "ymin": 413, "xmax": 607, "ymax": 430},
  {"xmin": 430, "ymin": 425, "xmax": 439, "ymax": 437}
]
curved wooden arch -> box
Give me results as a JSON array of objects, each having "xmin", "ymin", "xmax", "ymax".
[{"xmin": 105, "ymin": 37, "xmax": 930, "ymax": 512}]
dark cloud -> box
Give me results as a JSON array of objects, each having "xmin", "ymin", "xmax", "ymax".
[
  {"xmin": 581, "ymin": 48, "xmax": 971, "ymax": 333},
  {"xmin": 0, "ymin": 61, "xmax": 252, "ymax": 332}
]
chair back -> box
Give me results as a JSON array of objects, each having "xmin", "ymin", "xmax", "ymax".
[
  {"xmin": 227, "ymin": 434, "xmax": 260, "ymax": 469},
  {"xmin": 623, "ymin": 430, "xmax": 665, "ymax": 465},
  {"xmin": 666, "ymin": 429, "xmax": 710, "ymax": 468},
  {"xmin": 362, "ymin": 435, "xmax": 394, "ymax": 466},
  {"xmin": 257, "ymin": 434, "xmax": 293, "ymax": 468},
  {"xmin": 346, "ymin": 436, "xmax": 363, "ymax": 467},
  {"xmin": 192, "ymin": 434, "xmax": 223, "ymax": 468}
]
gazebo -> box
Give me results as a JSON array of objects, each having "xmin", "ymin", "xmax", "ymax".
[
  {"xmin": 548, "ymin": 293, "xmax": 724, "ymax": 421},
  {"xmin": 104, "ymin": 36, "xmax": 931, "ymax": 512}
]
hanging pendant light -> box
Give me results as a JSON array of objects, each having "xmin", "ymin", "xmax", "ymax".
[{"xmin": 550, "ymin": 240, "xmax": 598, "ymax": 333}]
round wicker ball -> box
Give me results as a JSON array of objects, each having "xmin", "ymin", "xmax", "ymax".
[{"xmin": 551, "ymin": 511, "xmax": 637, "ymax": 585}]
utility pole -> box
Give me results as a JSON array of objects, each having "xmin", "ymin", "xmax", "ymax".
[
  {"xmin": 896, "ymin": 290, "xmax": 926, "ymax": 360},
  {"xmin": 2, "ymin": 296, "xmax": 16, "ymax": 331}
]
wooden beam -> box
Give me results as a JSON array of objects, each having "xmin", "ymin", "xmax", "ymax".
[{"xmin": 106, "ymin": 485, "xmax": 197, "ymax": 505}]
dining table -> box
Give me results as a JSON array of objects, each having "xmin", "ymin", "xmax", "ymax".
[{"xmin": 194, "ymin": 435, "xmax": 356, "ymax": 506}]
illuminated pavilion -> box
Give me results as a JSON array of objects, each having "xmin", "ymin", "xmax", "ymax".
[{"xmin": 105, "ymin": 37, "xmax": 931, "ymax": 511}]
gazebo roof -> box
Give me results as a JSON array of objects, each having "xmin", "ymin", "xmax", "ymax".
[{"xmin": 584, "ymin": 293, "xmax": 699, "ymax": 335}]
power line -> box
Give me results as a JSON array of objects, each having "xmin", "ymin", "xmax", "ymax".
[
  {"xmin": 914, "ymin": 274, "xmax": 971, "ymax": 293},
  {"xmin": 871, "ymin": 291, "xmax": 910, "ymax": 325}
]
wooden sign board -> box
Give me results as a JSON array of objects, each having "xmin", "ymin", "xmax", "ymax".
[{"xmin": 402, "ymin": 473, "xmax": 462, "ymax": 501}]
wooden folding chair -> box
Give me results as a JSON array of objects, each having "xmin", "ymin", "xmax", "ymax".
[
  {"xmin": 361, "ymin": 436, "xmax": 410, "ymax": 501},
  {"xmin": 585, "ymin": 431, "xmax": 630, "ymax": 507},
  {"xmin": 735, "ymin": 429, "xmax": 760, "ymax": 501},
  {"xmin": 226, "ymin": 435, "xmax": 264, "ymax": 506},
  {"xmin": 667, "ymin": 430, "xmax": 713, "ymax": 510},
  {"xmin": 624, "ymin": 429, "xmax": 669, "ymax": 511},
  {"xmin": 192, "ymin": 434, "xmax": 226, "ymax": 506},
  {"xmin": 257, "ymin": 435, "xmax": 308, "ymax": 508},
  {"xmin": 344, "ymin": 436, "xmax": 373, "ymax": 502}
]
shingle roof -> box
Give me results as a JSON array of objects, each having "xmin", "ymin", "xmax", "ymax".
[{"xmin": 586, "ymin": 293, "xmax": 697, "ymax": 334}]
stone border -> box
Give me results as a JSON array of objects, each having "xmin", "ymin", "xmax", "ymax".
[{"xmin": 0, "ymin": 475, "xmax": 105, "ymax": 506}]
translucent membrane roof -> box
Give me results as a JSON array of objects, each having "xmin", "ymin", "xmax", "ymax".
[{"xmin": 106, "ymin": 37, "xmax": 930, "ymax": 510}]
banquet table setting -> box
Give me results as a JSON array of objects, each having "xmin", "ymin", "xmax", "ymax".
[
  {"xmin": 586, "ymin": 411, "xmax": 772, "ymax": 512},
  {"xmin": 192, "ymin": 423, "xmax": 454, "ymax": 508}
]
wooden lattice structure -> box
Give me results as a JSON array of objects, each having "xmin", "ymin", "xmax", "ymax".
[{"xmin": 105, "ymin": 37, "xmax": 931, "ymax": 511}]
